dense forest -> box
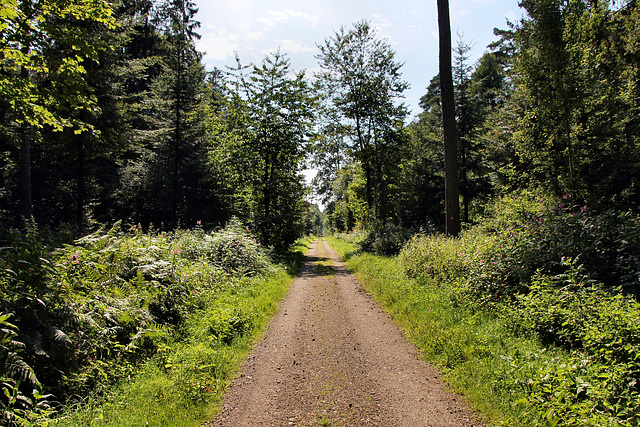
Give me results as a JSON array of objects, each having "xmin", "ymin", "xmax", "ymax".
[
  {"xmin": 1, "ymin": 0, "xmax": 640, "ymax": 424},
  {"xmin": 2, "ymin": 0, "xmax": 639, "ymax": 242}
]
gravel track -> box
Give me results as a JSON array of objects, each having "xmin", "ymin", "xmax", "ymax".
[{"xmin": 210, "ymin": 239, "xmax": 483, "ymax": 426}]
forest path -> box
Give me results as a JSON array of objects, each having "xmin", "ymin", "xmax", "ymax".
[{"xmin": 209, "ymin": 239, "xmax": 482, "ymax": 426}]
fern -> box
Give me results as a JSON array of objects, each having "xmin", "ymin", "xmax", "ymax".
[{"xmin": 0, "ymin": 313, "xmax": 44, "ymax": 423}]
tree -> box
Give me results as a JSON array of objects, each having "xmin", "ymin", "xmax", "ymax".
[
  {"xmin": 118, "ymin": 0, "xmax": 208, "ymax": 228},
  {"xmin": 437, "ymin": 0, "xmax": 461, "ymax": 236},
  {"xmin": 513, "ymin": 0, "xmax": 577, "ymax": 197},
  {"xmin": 154, "ymin": 0, "xmax": 206, "ymax": 227},
  {"xmin": 453, "ymin": 36, "xmax": 476, "ymax": 223},
  {"xmin": 310, "ymin": 110, "xmax": 348, "ymax": 207},
  {"xmin": 512, "ymin": 0, "xmax": 640, "ymax": 207},
  {"xmin": 468, "ymin": 51, "xmax": 517, "ymax": 194},
  {"xmin": 0, "ymin": 0, "xmax": 116, "ymax": 224},
  {"xmin": 227, "ymin": 50, "xmax": 316, "ymax": 250},
  {"xmin": 315, "ymin": 20, "xmax": 409, "ymax": 226}
]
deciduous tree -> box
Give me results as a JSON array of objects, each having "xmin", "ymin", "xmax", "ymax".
[
  {"xmin": 227, "ymin": 50, "xmax": 317, "ymax": 250},
  {"xmin": 315, "ymin": 20, "xmax": 409, "ymax": 226}
]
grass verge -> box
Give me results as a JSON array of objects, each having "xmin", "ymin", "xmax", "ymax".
[
  {"xmin": 53, "ymin": 237, "xmax": 313, "ymax": 427},
  {"xmin": 325, "ymin": 236, "xmax": 575, "ymax": 426}
]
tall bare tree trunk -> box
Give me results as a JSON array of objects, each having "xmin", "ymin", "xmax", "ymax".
[{"xmin": 437, "ymin": 0, "xmax": 461, "ymax": 236}]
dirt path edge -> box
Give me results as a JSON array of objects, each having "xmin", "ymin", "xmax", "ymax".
[{"xmin": 209, "ymin": 239, "xmax": 484, "ymax": 426}]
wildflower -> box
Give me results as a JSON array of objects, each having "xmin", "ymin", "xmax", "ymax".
[{"xmin": 197, "ymin": 220, "xmax": 202, "ymax": 225}]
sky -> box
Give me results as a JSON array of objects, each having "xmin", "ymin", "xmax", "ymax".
[{"xmin": 193, "ymin": 0, "xmax": 524, "ymax": 121}]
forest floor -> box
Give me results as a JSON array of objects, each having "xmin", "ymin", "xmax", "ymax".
[{"xmin": 208, "ymin": 239, "xmax": 483, "ymax": 427}]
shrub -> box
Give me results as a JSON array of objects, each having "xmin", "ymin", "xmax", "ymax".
[
  {"xmin": 508, "ymin": 259, "xmax": 640, "ymax": 368},
  {"xmin": 480, "ymin": 193, "xmax": 640, "ymax": 298},
  {"xmin": 357, "ymin": 223, "xmax": 416, "ymax": 256},
  {"xmin": 401, "ymin": 192, "xmax": 640, "ymax": 307},
  {"xmin": 176, "ymin": 217, "xmax": 272, "ymax": 275},
  {"xmin": 397, "ymin": 191, "xmax": 640, "ymax": 425},
  {"xmin": 399, "ymin": 228, "xmax": 495, "ymax": 283},
  {"xmin": 0, "ymin": 216, "xmax": 279, "ymax": 421}
]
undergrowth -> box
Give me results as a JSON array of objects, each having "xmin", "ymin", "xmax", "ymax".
[
  {"xmin": 0, "ymin": 219, "xmax": 311, "ymax": 426},
  {"xmin": 327, "ymin": 190, "xmax": 640, "ymax": 426}
]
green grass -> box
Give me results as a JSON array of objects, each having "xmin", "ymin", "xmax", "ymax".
[
  {"xmin": 325, "ymin": 236, "xmax": 574, "ymax": 426},
  {"xmin": 53, "ymin": 237, "xmax": 312, "ymax": 427}
]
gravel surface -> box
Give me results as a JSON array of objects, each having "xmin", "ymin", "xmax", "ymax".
[{"xmin": 210, "ymin": 239, "xmax": 484, "ymax": 426}]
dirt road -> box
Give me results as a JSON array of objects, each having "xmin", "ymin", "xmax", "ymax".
[{"xmin": 210, "ymin": 239, "xmax": 483, "ymax": 426}]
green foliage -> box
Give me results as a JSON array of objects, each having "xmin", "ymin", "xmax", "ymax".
[
  {"xmin": 174, "ymin": 218, "xmax": 272, "ymax": 276},
  {"xmin": 0, "ymin": 313, "xmax": 54, "ymax": 426},
  {"xmin": 510, "ymin": 259, "xmax": 640, "ymax": 366},
  {"xmin": 511, "ymin": 0, "xmax": 640, "ymax": 207},
  {"xmin": 358, "ymin": 223, "xmax": 416, "ymax": 256},
  {"xmin": 402, "ymin": 191, "xmax": 640, "ymax": 305},
  {"xmin": 0, "ymin": 0, "xmax": 116, "ymax": 132},
  {"xmin": 505, "ymin": 261, "xmax": 640, "ymax": 426},
  {"xmin": 518, "ymin": 358, "xmax": 640, "ymax": 426},
  {"xmin": 394, "ymin": 192, "xmax": 640, "ymax": 425},
  {"xmin": 0, "ymin": 216, "xmax": 295, "ymax": 423},
  {"xmin": 399, "ymin": 226, "xmax": 494, "ymax": 284},
  {"xmin": 54, "ymin": 238, "xmax": 303, "ymax": 427},
  {"xmin": 315, "ymin": 19, "xmax": 409, "ymax": 225},
  {"xmin": 225, "ymin": 49, "xmax": 316, "ymax": 252}
]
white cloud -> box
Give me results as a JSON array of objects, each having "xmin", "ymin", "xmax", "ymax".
[
  {"xmin": 245, "ymin": 31, "xmax": 266, "ymax": 43},
  {"xmin": 257, "ymin": 9, "xmax": 320, "ymax": 27},
  {"xmin": 452, "ymin": 8, "xmax": 472, "ymax": 20},
  {"xmin": 197, "ymin": 29, "xmax": 240, "ymax": 61},
  {"xmin": 371, "ymin": 14, "xmax": 393, "ymax": 28},
  {"xmin": 276, "ymin": 39, "xmax": 316, "ymax": 54}
]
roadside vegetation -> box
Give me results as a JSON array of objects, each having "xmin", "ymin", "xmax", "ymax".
[
  {"xmin": 329, "ymin": 190, "xmax": 640, "ymax": 426},
  {"xmin": 0, "ymin": 219, "xmax": 311, "ymax": 425}
]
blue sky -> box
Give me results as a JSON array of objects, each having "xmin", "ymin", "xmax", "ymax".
[{"xmin": 194, "ymin": 0, "xmax": 524, "ymax": 121}]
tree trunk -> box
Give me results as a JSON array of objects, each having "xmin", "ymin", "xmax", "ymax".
[
  {"xmin": 437, "ymin": 0, "xmax": 461, "ymax": 236},
  {"xmin": 76, "ymin": 135, "xmax": 86, "ymax": 231},
  {"xmin": 20, "ymin": 126, "xmax": 32, "ymax": 219},
  {"xmin": 19, "ymin": 40, "xmax": 32, "ymax": 219}
]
